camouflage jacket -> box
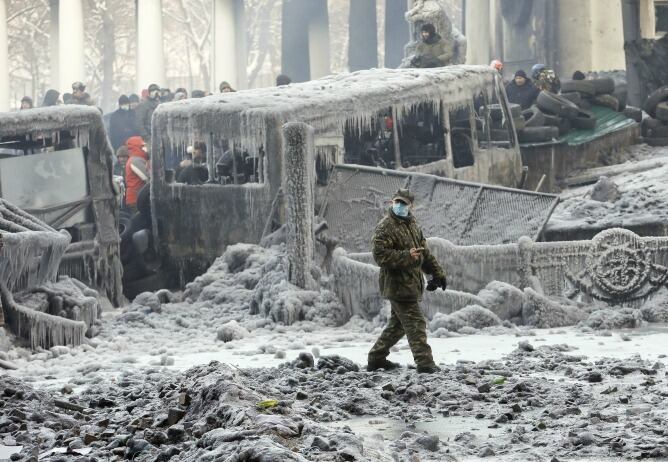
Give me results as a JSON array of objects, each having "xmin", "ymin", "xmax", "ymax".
[
  {"xmin": 413, "ymin": 33, "xmax": 455, "ymax": 68},
  {"xmin": 372, "ymin": 209, "xmax": 446, "ymax": 301},
  {"xmin": 535, "ymin": 69, "xmax": 561, "ymax": 94}
]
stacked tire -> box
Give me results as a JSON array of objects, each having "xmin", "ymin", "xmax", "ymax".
[
  {"xmin": 642, "ymin": 86, "xmax": 668, "ymax": 147},
  {"xmin": 483, "ymin": 103, "xmax": 524, "ymax": 142},
  {"xmin": 513, "ymin": 91, "xmax": 587, "ymax": 143}
]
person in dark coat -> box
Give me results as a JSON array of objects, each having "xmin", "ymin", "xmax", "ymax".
[
  {"xmin": 367, "ymin": 189, "xmax": 447, "ymax": 374},
  {"xmin": 42, "ymin": 89, "xmax": 61, "ymax": 107},
  {"xmin": 109, "ymin": 95, "xmax": 139, "ymax": 151},
  {"xmin": 70, "ymin": 81, "xmax": 94, "ymax": 106},
  {"xmin": 505, "ymin": 70, "xmax": 540, "ymax": 110},
  {"xmin": 135, "ymin": 83, "xmax": 160, "ymax": 142},
  {"xmin": 410, "ymin": 23, "xmax": 455, "ymax": 68},
  {"xmin": 20, "ymin": 96, "xmax": 33, "ymax": 109}
]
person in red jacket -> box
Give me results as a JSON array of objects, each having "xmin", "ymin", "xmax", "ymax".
[{"xmin": 125, "ymin": 136, "xmax": 150, "ymax": 212}]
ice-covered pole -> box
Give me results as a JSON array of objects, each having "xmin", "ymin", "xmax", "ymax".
[{"xmin": 282, "ymin": 122, "xmax": 316, "ymax": 290}]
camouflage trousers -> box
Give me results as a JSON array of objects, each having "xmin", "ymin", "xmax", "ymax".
[{"xmin": 368, "ymin": 300, "xmax": 435, "ymax": 368}]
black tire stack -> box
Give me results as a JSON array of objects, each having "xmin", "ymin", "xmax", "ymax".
[
  {"xmin": 510, "ymin": 78, "xmax": 642, "ymax": 144},
  {"xmin": 482, "ymin": 103, "xmax": 524, "ymax": 142},
  {"xmin": 642, "ymin": 86, "xmax": 668, "ymax": 147}
]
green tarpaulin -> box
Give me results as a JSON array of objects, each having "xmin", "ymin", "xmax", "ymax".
[{"xmin": 520, "ymin": 105, "xmax": 637, "ymax": 148}]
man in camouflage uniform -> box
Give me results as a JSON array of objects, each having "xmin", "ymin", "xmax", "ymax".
[
  {"xmin": 368, "ymin": 189, "xmax": 447, "ymax": 374},
  {"xmin": 410, "ymin": 23, "xmax": 455, "ymax": 69},
  {"xmin": 532, "ymin": 64, "xmax": 561, "ymax": 94}
]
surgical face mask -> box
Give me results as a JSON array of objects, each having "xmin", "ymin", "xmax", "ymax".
[
  {"xmin": 392, "ymin": 201, "xmax": 409, "ymax": 218},
  {"xmin": 120, "ymin": 104, "xmax": 130, "ymax": 111},
  {"xmin": 141, "ymin": 146, "xmax": 148, "ymax": 153},
  {"xmin": 151, "ymin": 90, "xmax": 160, "ymax": 99}
]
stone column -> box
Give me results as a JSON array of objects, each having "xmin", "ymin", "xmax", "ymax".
[
  {"xmin": 213, "ymin": 0, "xmax": 247, "ymax": 90},
  {"xmin": 590, "ymin": 0, "xmax": 625, "ymax": 72},
  {"xmin": 282, "ymin": 122, "xmax": 316, "ymax": 290},
  {"xmin": 348, "ymin": 0, "xmax": 378, "ymax": 71},
  {"xmin": 308, "ymin": 0, "xmax": 330, "ymax": 79},
  {"xmin": 58, "ymin": 0, "xmax": 85, "ymax": 94},
  {"xmin": 465, "ymin": 0, "xmax": 491, "ymax": 64},
  {"xmin": 136, "ymin": 0, "xmax": 166, "ymax": 92},
  {"xmin": 282, "ymin": 0, "xmax": 311, "ymax": 82},
  {"xmin": 49, "ymin": 0, "xmax": 60, "ymax": 93},
  {"xmin": 385, "ymin": 0, "xmax": 410, "ymax": 68},
  {"xmin": 0, "ymin": 0, "xmax": 8, "ymax": 111}
]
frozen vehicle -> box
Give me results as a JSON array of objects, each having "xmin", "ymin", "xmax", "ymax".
[
  {"xmin": 151, "ymin": 66, "xmax": 524, "ymax": 282},
  {"xmin": 0, "ymin": 106, "xmax": 123, "ymax": 306}
]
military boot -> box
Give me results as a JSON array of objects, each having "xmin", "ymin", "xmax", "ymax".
[
  {"xmin": 367, "ymin": 358, "xmax": 401, "ymax": 372},
  {"xmin": 417, "ymin": 364, "xmax": 441, "ymax": 374}
]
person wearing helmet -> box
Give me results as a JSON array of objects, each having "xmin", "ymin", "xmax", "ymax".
[
  {"xmin": 531, "ymin": 64, "xmax": 561, "ymax": 94},
  {"xmin": 70, "ymin": 81, "xmax": 94, "ymax": 106},
  {"xmin": 490, "ymin": 59, "xmax": 504, "ymax": 74}
]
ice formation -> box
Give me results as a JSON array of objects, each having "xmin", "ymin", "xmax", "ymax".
[
  {"xmin": 0, "ymin": 106, "xmax": 123, "ymax": 306},
  {"xmin": 153, "ymin": 66, "xmax": 495, "ymax": 156}
]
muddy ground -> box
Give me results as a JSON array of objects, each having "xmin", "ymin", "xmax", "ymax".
[{"xmin": 2, "ymin": 241, "xmax": 668, "ymax": 461}]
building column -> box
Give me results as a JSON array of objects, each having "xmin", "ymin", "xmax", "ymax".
[
  {"xmin": 590, "ymin": 0, "xmax": 625, "ymax": 71},
  {"xmin": 49, "ymin": 0, "xmax": 60, "ymax": 93},
  {"xmin": 282, "ymin": 0, "xmax": 311, "ymax": 82},
  {"xmin": 556, "ymin": 0, "xmax": 593, "ymax": 77},
  {"xmin": 58, "ymin": 0, "xmax": 85, "ymax": 95},
  {"xmin": 465, "ymin": 0, "xmax": 492, "ymax": 64},
  {"xmin": 213, "ymin": 0, "xmax": 247, "ymax": 91},
  {"xmin": 308, "ymin": 0, "xmax": 330, "ymax": 79},
  {"xmin": 348, "ymin": 0, "xmax": 378, "ymax": 71},
  {"xmin": 0, "ymin": 0, "xmax": 8, "ymax": 111},
  {"xmin": 385, "ymin": 0, "xmax": 410, "ymax": 68},
  {"xmin": 136, "ymin": 0, "xmax": 166, "ymax": 92}
]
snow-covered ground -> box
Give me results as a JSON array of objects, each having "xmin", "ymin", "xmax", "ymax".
[{"xmin": 548, "ymin": 144, "xmax": 668, "ymax": 233}]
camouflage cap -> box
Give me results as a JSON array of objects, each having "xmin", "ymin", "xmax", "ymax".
[{"xmin": 392, "ymin": 188, "xmax": 414, "ymax": 205}]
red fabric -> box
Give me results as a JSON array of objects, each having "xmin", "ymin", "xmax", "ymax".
[{"xmin": 125, "ymin": 136, "xmax": 149, "ymax": 206}]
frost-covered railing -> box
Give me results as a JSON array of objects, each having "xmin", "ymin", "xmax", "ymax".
[
  {"xmin": 331, "ymin": 228, "xmax": 668, "ymax": 317},
  {"xmin": 332, "ymin": 248, "xmax": 484, "ymax": 320},
  {"xmin": 320, "ymin": 165, "xmax": 559, "ymax": 252}
]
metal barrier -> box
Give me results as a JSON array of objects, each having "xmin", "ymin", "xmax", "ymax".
[{"xmin": 319, "ymin": 164, "xmax": 559, "ymax": 251}]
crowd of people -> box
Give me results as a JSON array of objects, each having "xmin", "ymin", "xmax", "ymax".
[{"xmin": 491, "ymin": 59, "xmax": 581, "ymax": 110}]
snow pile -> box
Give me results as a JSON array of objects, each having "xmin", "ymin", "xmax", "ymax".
[
  {"xmin": 476, "ymin": 281, "xmax": 524, "ymax": 322},
  {"xmin": 183, "ymin": 243, "xmax": 345, "ymax": 328},
  {"xmin": 548, "ymin": 150, "xmax": 668, "ymax": 232},
  {"xmin": 580, "ymin": 308, "xmax": 643, "ymax": 330},
  {"xmin": 639, "ymin": 288, "xmax": 668, "ymax": 322},
  {"xmin": 217, "ymin": 320, "xmax": 249, "ymax": 343},
  {"xmin": 429, "ymin": 305, "xmax": 502, "ymax": 333},
  {"xmin": 522, "ymin": 288, "xmax": 589, "ymax": 328}
]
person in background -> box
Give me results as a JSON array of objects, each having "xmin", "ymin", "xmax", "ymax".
[
  {"xmin": 109, "ymin": 95, "xmax": 139, "ymax": 151},
  {"xmin": 276, "ymin": 74, "xmax": 292, "ymax": 86},
  {"xmin": 572, "ymin": 70, "xmax": 586, "ymax": 81},
  {"xmin": 173, "ymin": 91, "xmax": 187, "ymax": 101},
  {"xmin": 136, "ymin": 83, "xmax": 161, "ymax": 142},
  {"xmin": 176, "ymin": 141, "xmax": 208, "ymax": 185},
  {"xmin": 42, "ymin": 89, "xmax": 61, "ymax": 107},
  {"xmin": 70, "ymin": 81, "xmax": 94, "ymax": 105},
  {"xmin": 114, "ymin": 145, "xmax": 130, "ymax": 177},
  {"xmin": 128, "ymin": 94, "xmax": 140, "ymax": 110},
  {"xmin": 20, "ymin": 96, "xmax": 33, "ymax": 110},
  {"xmin": 219, "ymin": 81, "xmax": 236, "ymax": 93},
  {"xmin": 191, "ymin": 90, "xmax": 206, "ymax": 98},
  {"xmin": 367, "ymin": 189, "xmax": 447, "ymax": 374},
  {"xmin": 490, "ymin": 59, "xmax": 504, "ymax": 76},
  {"xmin": 532, "ymin": 64, "xmax": 561, "ymax": 94},
  {"xmin": 124, "ymin": 136, "xmax": 150, "ymax": 213},
  {"xmin": 62, "ymin": 93, "xmax": 73, "ymax": 105},
  {"xmin": 160, "ymin": 88, "xmax": 173, "ymax": 103},
  {"xmin": 175, "ymin": 87, "xmax": 188, "ymax": 99},
  {"xmin": 505, "ymin": 69, "xmax": 540, "ymax": 110}
]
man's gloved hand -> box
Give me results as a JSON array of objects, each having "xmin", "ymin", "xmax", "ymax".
[{"xmin": 427, "ymin": 275, "xmax": 447, "ymax": 292}]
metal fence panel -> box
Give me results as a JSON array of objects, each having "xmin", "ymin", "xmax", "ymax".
[{"xmin": 321, "ymin": 165, "xmax": 559, "ymax": 251}]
